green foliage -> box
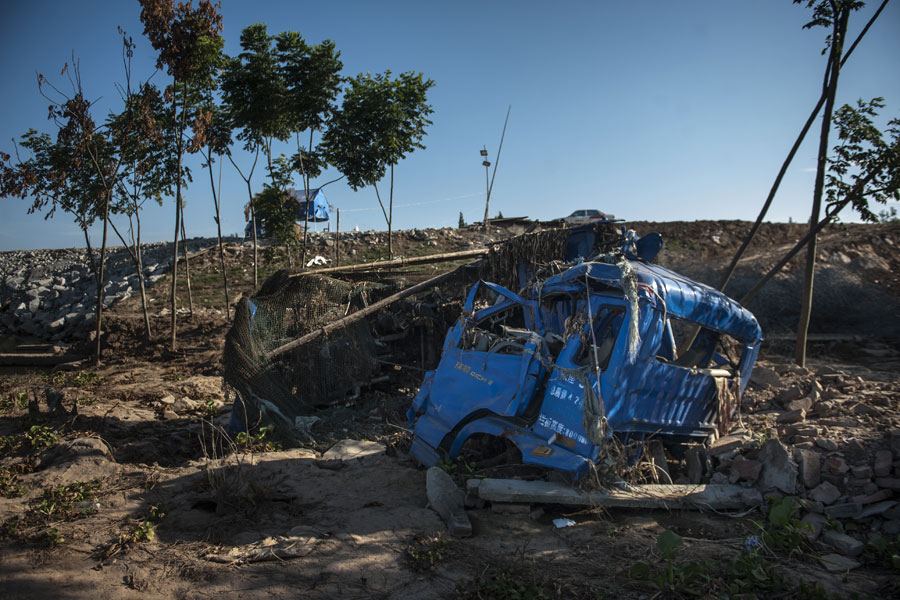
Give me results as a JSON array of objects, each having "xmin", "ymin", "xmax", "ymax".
[
  {"xmin": 825, "ymin": 99, "xmax": 900, "ymax": 222},
  {"xmin": 253, "ymin": 155, "xmax": 302, "ymax": 251},
  {"xmin": 0, "ymin": 466, "xmax": 26, "ymax": 498},
  {"xmin": 235, "ymin": 425, "xmax": 280, "ymax": 452},
  {"xmin": 323, "ymin": 70, "xmax": 434, "ymax": 192},
  {"xmin": 221, "ymin": 23, "xmax": 290, "ymax": 152},
  {"xmin": 24, "ymin": 425, "xmax": 59, "ymax": 450},
  {"xmin": 121, "ymin": 520, "xmax": 156, "ymax": 544},
  {"xmin": 879, "ymin": 206, "xmax": 899, "ymax": 223},
  {"xmin": 22, "ymin": 480, "xmax": 102, "ymax": 529},
  {"xmin": 458, "ymin": 211, "xmax": 466, "ymax": 228}
]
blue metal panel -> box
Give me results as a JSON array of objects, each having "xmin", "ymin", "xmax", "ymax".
[{"xmin": 408, "ymin": 252, "xmax": 763, "ymax": 478}]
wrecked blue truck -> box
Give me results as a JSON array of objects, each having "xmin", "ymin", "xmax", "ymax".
[{"xmin": 408, "ymin": 253, "xmax": 762, "ymax": 479}]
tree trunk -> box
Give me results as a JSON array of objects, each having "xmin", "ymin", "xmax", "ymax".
[
  {"xmin": 180, "ymin": 214, "xmax": 194, "ymax": 317},
  {"xmin": 109, "ymin": 215, "xmax": 152, "ymax": 343},
  {"xmin": 248, "ymin": 177, "xmax": 259, "ymax": 287},
  {"xmin": 207, "ymin": 149, "xmax": 230, "ymax": 317},
  {"xmin": 80, "ymin": 219, "xmax": 99, "ymax": 286},
  {"xmin": 388, "ymin": 164, "xmax": 394, "ymax": 260},
  {"xmin": 94, "ymin": 191, "xmax": 111, "ymax": 364},
  {"xmin": 795, "ymin": 8, "xmax": 849, "ymax": 367},
  {"xmin": 169, "ymin": 90, "xmax": 187, "ymax": 351}
]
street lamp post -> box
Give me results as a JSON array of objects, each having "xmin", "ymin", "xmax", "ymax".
[{"xmin": 481, "ymin": 147, "xmax": 491, "ymax": 230}]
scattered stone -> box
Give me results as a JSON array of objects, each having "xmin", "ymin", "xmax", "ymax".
[
  {"xmin": 821, "ymin": 530, "xmax": 865, "ymax": 557},
  {"xmin": 815, "ymin": 438, "xmax": 839, "ymax": 452},
  {"xmin": 818, "ymin": 553, "xmax": 860, "ymax": 573},
  {"xmin": 808, "ymin": 481, "xmax": 841, "ymax": 505},
  {"xmin": 891, "ymin": 431, "xmax": 900, "ymax": 458},
  {"xmin": 795, "ymin": 448, "xmax": 821, "ymax": 489},
  {"xmin": 321, "ymin": 439, "xmax": 385, "ymax": 461},
  {"xmin": 850, "ymin": 465, "xmax": 872, "ymax": 479},
  {"xmin": 824, "ymin": 502, "xmax": 863, "ymax": 519},
  {"xmin": 159, "ymin": 394, "xmax": 176, "ymax": 405},
  {"xmin": 685, "ymin": 446, "xmax": 704, "ymax": 485},
  {"xmin": 709, "ymin": 434, "xmax": 751, "ymax": 457},
  {"xmin": 730, "ymin": 456, "xmax": 762, "ymax": 483},
  {"xmin": 875, "ymin": 477, "xmax": 900, "ymax": 491},
  {"xmin": 750, "ymin": 365, "xmax": 782, "ymax": 389},
  {"xmin": 874, "ymin": 450, "xmax": 894, "ymax": 477},
  {"xmin": 826, "ymin": 456, "xmax": 850, "ymax": 476},
  {"xmin": 173, "ymin": 397, "xmax": 199, "ymax": 413},
  {"xmin": 800, "ymin": 512, "xmax": 827, "ymax": 541},
  {"xmin": 426, "ymin": 467, "xmax": 471, "ymax": 537},
  {"xmin": 777, "ymin": 409, "xmax": 806, "ymax": 424},
  {"xmin": 785, "ymin": 397, "xmax": 815, "ymax": 413},
  {"xmin": 757, "ymin": 439, "xmax": 798, "ymax": 494},
  {"xmin": 852, "ymin": 489, "xmax": 892, "ymax": 505},
  {"xmin": 778, "ymin": 386, "xmax": 804, "ymax": 404},
  {"xmin": 857, "ymin": 501, "xmax": 897, "ymax": 519}
]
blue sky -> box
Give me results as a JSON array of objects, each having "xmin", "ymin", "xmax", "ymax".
[{"xmin": 1, "ymin": 1, "xmax": 898, "ymax": 251}]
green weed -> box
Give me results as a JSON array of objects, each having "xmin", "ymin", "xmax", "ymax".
[
  {"xmin": 235, "ymin": 425, "xmax": 280, "ymax": 452},
  {"xmin": 24, "ymin": 425, "xmax": 59, "ymax": 449},
  {"xmin": 0, "ymin": 466, "xmax": 26, "ymax": 498},
  {"xmin": 405, "ymin": 534, "xmax": 449, "ymax": 572}
]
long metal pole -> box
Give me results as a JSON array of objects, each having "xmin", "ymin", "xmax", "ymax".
[{"xmin": 482, "ymin": 105, "xmax": 511, "ymax": 230}]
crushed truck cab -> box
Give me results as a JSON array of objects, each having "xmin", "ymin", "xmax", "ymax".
[{"xmin": 408, "ymin": 257, "xmax": 762, "ymax": 479}]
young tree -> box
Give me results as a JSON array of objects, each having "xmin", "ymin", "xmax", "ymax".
[
  {"xmin": 221, "ymin": 23, "xmax": 291, "ymax": 286},
  {"xmin": 323, "ymin": 71, "xmax": 434, "ymax": 259},
  {"xmin": 190, "ymin": 100, "xmax": 233, "ymax": 315},
  {"xmin": 108, "ymin": 78, "xmax": 177, "ymax": 342},
  {"xmin": 276, "ymin": 32, "xmax": 343, "ymax": 267},
  {"xmin": 139, "ymin": 0, "xmax": 223, "ymax": 350},
  {"xmin": 253, "ymin": 155, "xmax": 302, "ymax": 261},
  {"xmin": 794, "ymin": 0, "xmax": 861, "ymax": 367}
]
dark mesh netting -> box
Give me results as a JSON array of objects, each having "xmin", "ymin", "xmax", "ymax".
[{"xmin": 222, "ymin": 224, "xmax": 621, "ymax": 440}]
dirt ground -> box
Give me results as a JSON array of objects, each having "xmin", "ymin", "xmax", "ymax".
[{"xmin": 1, "ymin": 221, "xmax": 899, "ymax": 599}]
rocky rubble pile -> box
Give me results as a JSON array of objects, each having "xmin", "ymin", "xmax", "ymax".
[
  {"xmin": 0, "ymin": 239, "xmax": 217, "ymax": 341},
  {"xmin": 687, "ymin": 360, "xmax": 900, "ymax": 571}
]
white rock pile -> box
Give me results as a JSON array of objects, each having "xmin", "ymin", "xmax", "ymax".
[{"xmin": 0, "ymin": 238, "xmax": 217, "ymax": 342}]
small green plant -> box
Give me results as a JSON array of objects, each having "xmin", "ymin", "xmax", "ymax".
[
  {"xmin": 24, "ymin": 425, "xmax": 59, "ymax": 449},
  {"xmin": 235, "ymin": 425, "xmax": 280, "ymax": 452},
  {"xmin": 122, "ymin": 520, "xmax": 155, "ymax": 544},
  {"xmin": 435, "ymin": 456, "xmax": 456, "ymax": 477},
  {"xmin": 29, "ymin": 480, "xmax": 101, "ymax": 522},
  {"xmin": 0, "ymin": 466, "xmax": 26, "ymax": 498},
  {"xmin": 200, "ymin": 399, "xmax": 219, "ymax": 419},
  {"xmin": 0, "ymin": 434, "xmax": 23, "ymax": 453},
  {"xmin": 163, "ymin": 372, "xmax": 186, "ymax": 382},
  {"xmin": 40, "ymin": 527, "xmax": 65, "ymax": 547},
  {"xmin": 754, "ymin": 497, "xmax": 812, "ymax": 556},
  {"xmin": 405, "ymin": 534, "xmax": 448, "ymax": 572},
  {"xmin": 868, "ymin": 534, "xmax": 900, "ymax": 569},
  {"xmin": 72, "ymin": 372, "xmax": 103, "ymax": 387}
]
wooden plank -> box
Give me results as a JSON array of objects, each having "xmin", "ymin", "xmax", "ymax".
[
  {"xmin": 288, "ymin": 247, "xmax": 488, "ymax": 277},
  {"xmin": 470, "ymin": 478, "xmax": 762, "ymax": 511},
  {"xmin": 266, "ymin": 265, "xmax": 463, "ymax": 361},
  {"xmin": 0, "ymin": 353, "xmax": 85, "ymax": 366}
]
